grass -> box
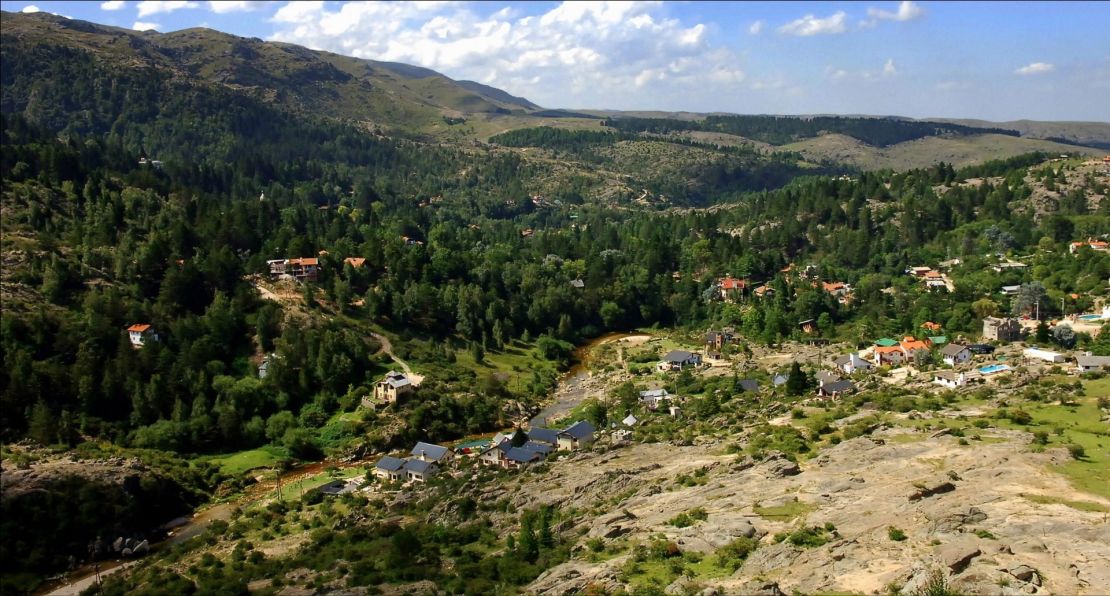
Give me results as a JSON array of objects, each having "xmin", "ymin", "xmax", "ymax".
[
  {"xmin": 1020, "ymin": 493, "xmax": 1110, "ymax": 513},
  {"xmin": 753, "ymin": 499, "xmax": 816, "ymax": 521},
  {"xmin": 205, "ymin": 445, "xmax": 291, "ymax": 476},
  {"xmin": 266, "ymin": 466, "xmax": 369, "ymax": 504}
]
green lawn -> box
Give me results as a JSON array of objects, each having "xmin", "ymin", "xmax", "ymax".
[
  {"xmin": 1021, "ymin": 493, "xmax": 1110, "ymax": 513},
  {"xmin": 205, "ymin": 445, "xmax": 290, "ymax": 476},
  {"xmin": 753, "ymin": 499, "xmax": 815, "ymax": 521}
]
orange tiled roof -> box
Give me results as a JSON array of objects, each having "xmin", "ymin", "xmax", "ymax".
[
  {"xmin": 344, "ymin": 257, "xmax": 366, "ymax": 268},
  {"xmin": 875, "ymin": 346, "xmax": 903, "ymax": 354},
  {"xmin": 720, "ymin": 277, "xmax": 747, "ymax": 290},
  {"xmin": 127, "ymin": 324, "xmax": 151, "ymax": 333}
]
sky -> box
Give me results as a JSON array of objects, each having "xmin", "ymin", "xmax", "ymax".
[{"xmin": 3, "ymin": 1, "xmax": 1108, "ymax": 122}]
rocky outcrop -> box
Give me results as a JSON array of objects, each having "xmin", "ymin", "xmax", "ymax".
[
  {"xmin": 529, "ymin": 560, "xmax": 624, "ymax": 595},
  {"xmin": 909, "ymin": 479, "xmax": 956, "ymax": 501},
  {"xmin": 927, "ymin": 505, "xmax": 987, "ymax": 534},
  {"xmin": 937, "ymin": 539, "xmax": 981, "ymax": 572}
]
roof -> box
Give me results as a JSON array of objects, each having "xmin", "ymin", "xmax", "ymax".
[
  {"xmin": 815, "ymin": 371, "xmax": 840, "ymax": 384},
  {"xmin": 288, "ymin": 257, "xmax": 319, "ymax": 266},
  {"xmin": 344, "ymin": 257, "xmax": 366, "ymax": 268},
  {"xmin": 822, "ymin": 281, "xmax": 847, "ymax": 292},
  {"xmin": 520, "ymin": 441, "xmax": 554, "ymax": 455},
  {"xmin": 127, "ymin": 324, "xmax": 152, "ymax": 332},
  {"xmin": 410, "ymin": 442, "xmax": 450, "ymax": 462},
  {"xmin": 506, "ymin": 447, "xmax": 543, "ymax": 464},
  {"xmin": 639, "ymin": 389, "xmax": 670, "ymax": 399},
  {"xmin": 772, "ymin": 374, "xmax": 788, "ymax": 386},
  {"xmin": 622, "ymin": 414, "xmax": 639, "ymax": 426},
  {"xmin": 386, "ymin": 377, "xmax": 412, "ymax": 388},
  {"xmin": 719, "ymin": 277, "xmax": 746, "ymax": 290},
  {"xmin": 875, "ymin": 338, "xmax": 899, "ymax": 347},
  {"xmin": 921, "ymin": 321, "xmax": 942, "ymax": 331},
  {"xmin": 403, "ymin": 459, "xmax": 436, "ymax": 474},
  {"xmin": 662, "ymin": 350, "xmax": 695, "ymax": 363},
  {"xmin": 527, "ymin": 427, "xmax": 560, "ymax": 444},
  {"xmin": 1076, "ymin": 355, "xmax": 1110, "ymax": 367},
  {"xmin": 375, "ymin": 455, "xmax": 407, "ymax": 472},
  {"xmin": 453, "ymin": 439, "xmax": 491, "ymax": 452},
  {"xmin": 934, "ymin": 371, "xmax": 963, "ymax": 381},
  {"xmin": 940, "ymin": 344, "xmax": 969, "ymax": 357},
  {"xmin": 929, "ymin": 336, "xmax": 948, "ymax": 345},
  {"xmin": 821, "ymin": 380, "xmax": 855, "ymax": 394},
  {"xmin": 738, "ymin": 379, "xmax": 760, "ymax": 392},
  {"xmin": 875, "ymin": 345, "xmax": 904, "ymax": 354},
  {"xmin": 569, "ymin": 279, "xmax": 585, "ymax": 288},
  {"xmin": 560, "ymin": 420, "xmax": 595, "ymax": 440},
  {"xmin": 900, "ymin": 338, "xmax": 932, "ymax": 352}
]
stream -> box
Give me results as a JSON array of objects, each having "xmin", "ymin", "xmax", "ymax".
[{"xmin": 530, "ymin": 331, "xmax": 644, "ymax": 427}]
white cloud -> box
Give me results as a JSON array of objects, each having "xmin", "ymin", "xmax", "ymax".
[
  {"xmin": 207, "ymin": 1, "xmax": 269, "ymax": 13},
  {"xmin": 137, "ymin": 1, "xmax": 198, "ymax": 18},
  {"xmin": 21, "ymin": 4, "xmax": 40, "ymax": 13},
  {"xmin": 267, "ymin": 1, "xmax": 749, "ymax": 110},
  {"xmin": 132, "ymin": 20, "xmax": 161, "ymax": 30},
  {"xmin": 100, "ymin": 0, "xmax": 126, "ymax": 10},
  {"xmin": 748, "ymin": 20, "xmax": 763, "ymax": 35},
  {"xmin": 778, "ymin": 11, "xmax": 847, "ymax": 36},
  {"xmin": 1015, "ymin": 62, "xmax": 1055, "ymax": 75},
  {"xmin": 825, "ymin": 66, "xmax": 849, "ymax": 80},
  {"xmin": 883, "ymin": 58, "xmax": 897, "ymax": 76},
  {"xmin": 867, "ymin": 1, "xmax": 924, "ymax": 22}
]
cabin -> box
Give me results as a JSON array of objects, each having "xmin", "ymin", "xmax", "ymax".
[
  {"xmin": 639, "ymin": 388, "xmax": 672, "ymax": 410},
  {"xmin": 373, "ymin": 456, "xmax": 407, "ymax": 482},
  {"xmin": 657, "ymin": 350, "xmax": 702, "ymax": 371},
  {"xmin": 982, "ymin": 317, "xmax": 1022, "ymax": 342},
  {"xmin": 933, "ymin": 371, "xmax": 968, "ymax": 389},
  {"xmin": 817, "ymin": 380, "xmax": 855, "ymax": 398},
  {"xmin": 267, "ymin": 257, "xmax": 320, "ymax": 282},
  {"xmin": 374, "ymin": 371, "xmax": 413, "ymax": 404},
  {"xmin": 403, "ymin": 459, "xmax": 438, "ymax": 483},
  {"xmin": 1076, "ymin": 354, "xmax": 1110, "ymax": 373},
  {"xmin": 833, "ymin": 353, "xmax": 872, "ymax": 375},
  {"xmin": 556, "ymin": 420, "xmax": 596, "ymax": 451},
  {"xmin": 940, "ymin": 344, "xmax": 972, "ymax": 366},
  {"xmin": 410, "ymin": 442, "xmax": 452, "ymax": 464},
  {"xmin": 127, "ymin": 324, "xmax": 158, "ymax": 348}
]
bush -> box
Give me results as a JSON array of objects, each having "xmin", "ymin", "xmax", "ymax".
[
  {"xmin": 1067, "ymin": 444, "xmax": 1086, "ymax": 460},
  {"xmin": 888, "ymin": 527, "xmax": 907, "ymax": 541},
  {"xmin": 713, "ymin": 536, "xmax": 758, "ymax": 571}
]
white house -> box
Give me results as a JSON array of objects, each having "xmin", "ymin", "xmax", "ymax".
[
  {"xmin": 639, "ymin": 388, "xmax": 672, "ymax": 410},
  {"xmin": 657, "ymin": 350, "xmax": 702, "ymax": 372},
  {"xmin": 373, "ymin": 456, "xmax": 407, "ymax": 482},
  {"xmin": 833, "ymin": 353, "xmax": 872, "ymax": 375},
  {"xmin": 933, "ymin": 371, "xmax": 968, "ymax": 389},
  {"xmin": 1023, "ymin": 348, "xmax": 1066, "ymax": 363},
  {"xmin": 403, "ymin": 459, "xmax": 438, "ymax": 483},
  {"xmin": 556, "ymin": 420, "xmax": 595, "ymax": 451},
  {"xmin": 410, "ymin": 442, "xmax": 452, "ymax": 464},
  {"xmin": 1076, "ymin": 354, "xmax": 1110, "ymax": 373},
  {"xmin": 940, "ymin": 344, "xmax": 972, "ymax": 366},
  {"xmin": 374, "ymin": 371, "xmax": 413, "ymax": 404},
  {"xmin": 127, "ymin": 324, "xmax": 158, "ymax": 347}
]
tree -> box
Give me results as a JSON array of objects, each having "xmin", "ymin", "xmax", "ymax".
[
  {"xmin": 1035, "ymin": 321, "xmax": 1050, "ymax": 344},
  {"xmin": 1053, "ymin": 324, "xmax": 1077, "ymax": 348},
  {"xmin": 1011, "ymin": 282, "xmax": 1047, "ymax": 318},
  {"xmin": 785, "ymin": 362, "xmax": 811, "ymax": 396},
  {"xmin": 28, "ymin": 401, "xmax": 57, "ymax": 445},
  {"xmin": 971, "ymin": 298, "xmax": 999, "ymax": 320}
]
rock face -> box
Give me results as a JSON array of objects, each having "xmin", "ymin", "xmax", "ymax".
[
  {"xmin": 529, "ymin": 560, "xmax": 624, "ymax": 595},
  {"xmin": 928, "ymin": 505, "xmax": 988, "ymax": 534},
  {"xmin": 938, "ymin": 539, "xmax": 981, "ymax": 572},
  {"xmin": 759, "ymin": 452, "xmax": 800, "ymax": 477}
]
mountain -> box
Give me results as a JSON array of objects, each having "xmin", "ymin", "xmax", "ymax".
[{"xmin": 455, "ymin": 79, "xmax": 541, "ymax": 110}]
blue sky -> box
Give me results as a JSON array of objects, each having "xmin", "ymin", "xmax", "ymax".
[{"xmin": 4, "ymin": 1, "xmax": 1108, "ymax": 121}]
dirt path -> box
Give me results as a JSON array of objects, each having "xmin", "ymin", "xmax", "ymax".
[
  {"xmin": 43, "ymin": 561, "xmax": 139, "ymax": 596},
  {"xmin": 369, "ymin": 332, "xmax": 423, "ymax": 385}
]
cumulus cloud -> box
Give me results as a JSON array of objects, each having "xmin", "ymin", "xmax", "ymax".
[
  {"xmin": 748, "ymin": 20, "xmax": 764, "ymax": 35},
  {"xmin": 267, "ymin": 1, "xmax": 748, "ymax": 110},
  {"xmin": 1015, "ymin": 62, "xmax": 1055, "ymax": 75},
  {"xmin": 883, "ymin": 58, "xmax": 897, "ymax": 76},
  {"xmin": 778, "ymin": 11, "xmax": 847, "ymax": 36},
  {"xmin": 867, "ymin": 1, "xmax": 924, "ymax": 22},
  {"xmin": 21, "ymin": 4, "xmax": 40, "ymax": 13},
  {"xmin": 208, "ymin": 1, "xmax": 269, "ymax": 13},
  {"xmin": 132, "ymin": 20, "xmax": 161, "ymax": 30},
  {"xmin": 137, "ymin": 1, "xmax": 198, "ymax": 18},
  {"xmin": 100, "ymin": 0, "xmax": 126, "ymax": 10}
]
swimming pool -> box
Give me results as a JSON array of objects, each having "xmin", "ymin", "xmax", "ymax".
[
  {"xmin": 1079, "ymin": 314, "xmax": 1103, "ymax": 321},
  {"xmin": 979, "ymin": 364, "xmax": 1011, "ymax": 375}
]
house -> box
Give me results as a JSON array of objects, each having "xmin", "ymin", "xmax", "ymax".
[
  {"xmin": 717, "ymin": 276, "xmax": 747, "ymax": 302},
  {"xmin": 403, "ymin": 459, "xmax": 438, "ymax": 483},
  {"xmin": 1023, "ymin": 348, "xmax": 1066, "ymax": 363},
  {"xmin": 373, "ymin": 371, "xmax": 413, "ymax": 404},
  {"xmin": 898, "ymin": 336, "xmax": 933, "ymax": 363},
  {"xmin": 938, "ymin": 259, "xmax": 962, "ymax": 270},
  {"xmin": 410, "ymin": 442, "xmax": 452, "ymax": 464},
  {"xmin": 343, "ymin": 257, "xmax": 366, "ymax": 268},
  {"xmin": 1076, "ymin": 354, "xmax": 1110, "ymax": 373},
  {"xmin": 622, "ymin": 414, "xmax": 639, "ymax": 427},
  {"xmin": 772, "ymin": 374, "xmax": 789, "ymax": 387},
  {"xmin": 1000, "ymin": 285, "xmax": 1021, "ymax": 296},
  {"xmin": 127, "ymin": 324, "xmax": 158, "ymax": 347},
  {"xmin": 526, "ymin": 427, "xmax": 561, "ymax": 446},
  {"xmin": 933, "ymin": 371, "xmax": 969, "ymax": 389},
  {"xmin": 874, "ymin": 338, "xmax": 900, "ymax": 347},
  {"xmin": 556, "ymin": 420, "xmax": 596, "ymax": 451},
  {"xmin": 639, "ymin": 388, "xmax": 672, "ymax": 409},
  {"xmin": 374, "ymin": 456, "xmax": 407, "ymax": 482},
  {"xmin": 815, "ymin": 370, "xmax": 840, "ymax": 387},
  {"xmin": 921, "ymin": 321, "xmax": 943, "ymax": 333},
  {"xmin": 479, "ymin": 441, "xmax": 513, "ymax": 468},
  {"xmin": 1069, "ymin": 239, "xmax": 1110, "ymax": 254},
  {"xmin": 317, "ymin": 479, "xmax": 357, "ymax": 496},
  {"xmin": 657, "ymin": 350, "xmax": 702, "ymax": 371},
  {"xmin": 738, "ymin": 379, "xmax": 760, "ymax": 393},
  {"xmin": 968, "ymin": 344, "xmax": 995, "ymax": 355},
  {"xmin": 940, "ymin": 344, "xmax": 972, "ymax": 366},
  {"xmin": 908, "ymin": 266, "xmax": 934, "ymax": 277},
  {"xmin": 705, "ymin": 330, "xmax": 733, "ymax": 352},
  {"xmin": 799, "ymin": 319, "xmax": 817, "ymax": 334},
  {"xmin": 822, "ymin": 281, "xmax": 850, "ymax": 297},
  {"xmin": 504, "ymin": 447, "xmax": 543, "ymax": 468},
  {"xmin": 833, "ymin": 353, "xmax": 873, "ymax": 375},
  {"xmin": 753, "ymin": 285, "xmax": 775, "ymax": 299},
  {"xmin": 982, "ymin": 317, "xmax": 1023, "ymax": 342},
  {"xmin": 817, "ymin": 380, "xmax": 855, "ymax": 398},
  {"xmin": 267, "ymin": 257, "xmax": 320, "ymax": 282},
  {"xmin": 873, "ymin": 345, "xmax": 905, "ymax": 366},
  {"xmin": 452, "ymin": 439, "xmax": 491, "ymax": 457}
]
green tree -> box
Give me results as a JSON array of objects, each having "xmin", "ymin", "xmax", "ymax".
[{"xmin": 785, "ymin": 362, "xmax": 811, "ymax": 396}]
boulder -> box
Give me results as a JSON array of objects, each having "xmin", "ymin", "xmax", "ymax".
[
  {"xmin": 938, "ymin": 539, "xmax": 981, "ymax": 573},
  {"xmin": 760, "ymin": 452, "xmax": 800, "ymax": 477},
  {"xmin": 909, "ymin": 480, "xmax": 956, "ymax": 502},
  {"xmin": 133, "ymin": 539, "xmax": 150, "ymax": 555},
  {"xmin": 928, "ymin": 506, "xmax": 988, "ymax": 534},
  {"xmin": 1008, "ymin": 564, "xmax": 1040, "ymax": 585},
  {"xmin": 732, "ymin": 580, "xmax": 784, "ymax": 596}
]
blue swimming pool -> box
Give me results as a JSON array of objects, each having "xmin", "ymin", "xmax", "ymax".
[
  {"xmin": 979, "ymin": 364, "xmax": 1011, "ymax": 375},
  {"xmin": 1079, "ymin": 314, "xmax": 1103, "ymax": 321}
]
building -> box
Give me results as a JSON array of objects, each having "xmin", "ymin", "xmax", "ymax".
[
  {"xmin": 705, "ymin": 330, "xmax": 733, "ymax": 352},
  {"xmin": 373, "ymin": 456, "xmax": 407, "ymax": 482},
  {"xmin": 403, "ymin": 459, "xmax": 438, "ymax": 483},
  {"xmin": 1023, "ymin": 348, "xmax": 1066, "ymax": 363},
  {"xmin": 817, "ymin": 380, "xmax": 855, "ymax": 398},
  {"xmin": 899, "ymin": 337, "xmax": 933, "ymax": 363},
  {"xmin": 526, "ymin": 427, "xmax": 561, "ymax": 446},
  {"xmin": 983, "ymin": 317, "xmax": 1023, "ymax": 342},
  {"xmin": 410, "ymin": 442, "xmax": 452, "ymax": 464},
  {"xmin": 833, "ymin": 353, "xmax": 873, "ymax": 375},
  {"xmin": 717, "ymin": 276, "xmax": 747, "ymax": 302},
  {"xmin": 639, "ymin": 388, "xmax": 672, "ymax": 409},
  {"xmin": 933, "ymin": 371, "xmax": 969, "ymax": 389},
  {"xmin": 940, "ymin": 344, "xmax": 972, "ymax": 366},
  {"xmin": 738, "ymin": 379, "xmax": 760, "ymax": 393},
  {"xmin": 556, "ymin": 420, "xmax": 596, "ymax": 451},
  {"xmin": 754, "ymin": 285, "xmax": 775, "ymax": 299},
  {"xmin": 1000, "ymin": 285, "xmax": 1021, "ymax": 296},
  {"xmin": 815, "ymin": 371, "xmax": 840, "ymax": 387},
  {"xmin": 374, "ymin": 371, "xmax": 413, "ymax": 404},
  {"xmin": 1076, "ymin": 354, "xmax": 1110, "ymax": 373},
  {"xmin": 343, "ymin": 257, "xmax": 366, "ymax": 268},
  {"xmin": 873, "ymin": 345, "xmax": 905, "ymax": 366},
  {"xmin": 657, "ymin": 350, "xmax": 702, "ymax": 371},
  {"xmin": 126, "ymin": 324, "xmax": 158, "ymax": 348},
  {"xmin": 258, "ymin": 353, "xmax": 275, "ymax": 379},
  {"xmin": 1069, "ymin": 239, "xmax": 1110, "ymax": 254},
  {"xmin": 799, "ymin": 319, "xmax": 817, "ymax": 334},
  {"xmin": 822, "ymin": 281, "xmax": 850, "ymax": 297},
  {"xmin": 267, "ymin": 257, "xmax": 320, "ymax": 282}
]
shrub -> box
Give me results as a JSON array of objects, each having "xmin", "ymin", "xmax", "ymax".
[
  {"xmin": 713, "ymin": 536, "xmax": 758, "ymax": 571},
  {"xmin": 1067, "ymin": 444, "xmax": 1086, "ymax": 460},
  {"xmin": 888, "ymin": 527, "xmax": 907, "ymax": 541}
]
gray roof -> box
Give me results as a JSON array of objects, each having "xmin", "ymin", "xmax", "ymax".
[
  {"xmin": 410, "ymin": 442, "xmax": 450, "ymax": 462},
  {"xmin": 560, "ymin": 420, "xmax": 595, "ymax": 440},
  {"xmin": 773, "ymin": 374, "xmax": 788, "ymax": 386},
  {"xmin": 1077, "ymin": 355, "xmax": 1110, "ymax": 367},
  {"xmin": 521, "ymin": 441, "xmax": 554, "ymax": 455},
  {"xmin": 662, "ymin": 350, "xmax": 695, "ymax": 363},
  {"xmin": 622, "ymin": 414, "xmax": 639, "ymax": 426},
  {"xmin": 940, "ymin": 344, "xmax": 969, "ymax": 357},
  {"xmin": 527, "ymin": 427, "xmax": 560, "ymax": 444},
  {"xmin": 403, "ymin": 459, "xmax": 436, "ymax": 474},
  {"xmin": 506, "ymin": 447, "xmax": 543, "ymax": 464},
  {"xmin": 833, "ymin": 354, "xmax": 851, "ymax": 366},
  {"xmin": 738, "ymin": 379, "xmax": 759, "ymax": 392},
  {"xmin": 821, "ymin": 380, "xmax": 855, "ymax": 394},
  {"xmin": 815, "ymin": 371, "xmax": 840, "ymax": 384},
  {"xmin": 639, "ymin": 388, "xmax": 670, "ymax": 399},
  {"xmin": 375, "ymin": 455, "xmax": 407, "ymax": 472},
  {"xmin": 317, "ymin": 480, "xmax": 350, "ymax": 495},
  {"xmin": 569, "ymin": 279, "xmax": 585, "ymax": 288}
]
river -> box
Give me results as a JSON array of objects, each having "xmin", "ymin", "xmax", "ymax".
[{"xmin": 530, "ymin": 331, "xmax": 647, "ymax": 427}]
